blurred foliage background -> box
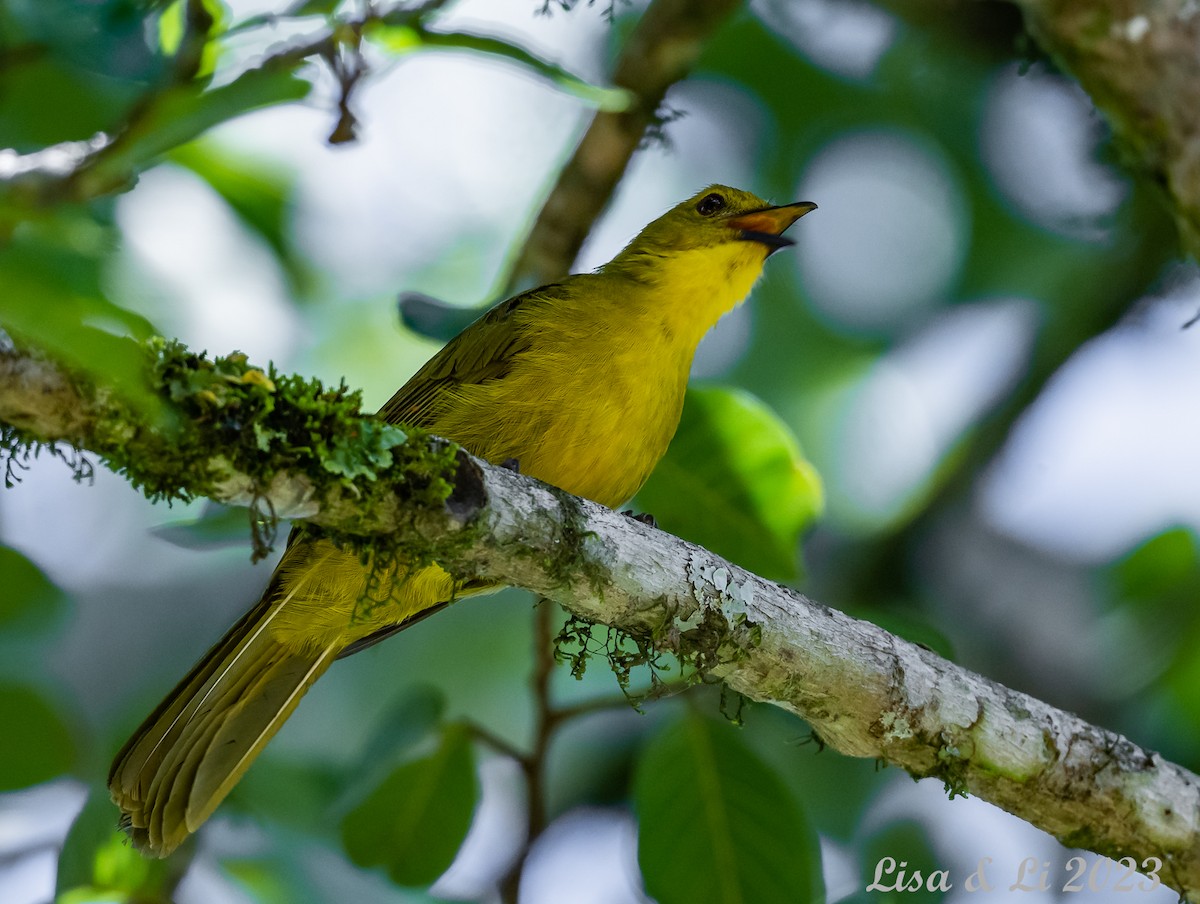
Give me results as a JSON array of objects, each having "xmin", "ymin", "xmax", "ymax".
[{"xmin": 1, "ymin": 0, "xmax": 1198, "ymax": 902}]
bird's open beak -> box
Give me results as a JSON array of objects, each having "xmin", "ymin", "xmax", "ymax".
[{"xmin": 729, "ymin": 201, "xmax": 818, "ymax": 253}]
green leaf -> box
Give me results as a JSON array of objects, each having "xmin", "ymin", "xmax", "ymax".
[
  {"xmin": 56, "ymin": 788, "xmax": 182, "ymax": 902},
  {"xmin": 0, "ymin": 218, "xmax": 154, "ymax": 336},
  {"xmin": 229, "ymin": 757, "xmax": 344, "ymax": 835},
  {"xmin": 158, "ymin": 0, "xmax": 229, "ymax": 78},
  {"xmin": 151, "ymin": 501, "xmax": 252, "ymax": 550},
  {"xmin": 366, "ymin": 22, "xmax": 424, "ymax": 53},
  {"xmin": 0, "ymin": 3, "xmax": 164, "ymax": 150},
  {"xmin": 169, "ymin": 139, "xmax": 313, "ymax": 294},
  {"xmin": 0, "ymin": 682, "xmax": 75, "ymax": 790},
  {"xmin": 329, "ymin": 685, "xmax": 448, "ymax": 820},
  {"xmin": 158, "ymin": 0, "xmax": 186, "ymax": 55},
  {"xmin": 227, "ymin": 0, "xmax": 341, "ymax": 37},
  {"xmin": 2, "ymin": 0, "xmax": 165, "ymax": 81},
  {"xmin": 365, "ymin": 24, "xmax": 630, "ymax": 111},
  {"xmin": 634, "ymin": 711, "xmax": 822, "ymax": 904},
  {"xmin": 0, "ymin": 545, "xmax": 69, "ymax": 631},
  {"xmin": 143, "ymin": 64, "xmax": 312, "ymax": 153},
  {"xmin": 0, "ymin": 59, "xmax": 141, "ymax": 151},
  {"xmin": 845, "ymin": 821, "xmax": 946, "ymax": 904},
  {"xmin": 355, "ymin": 685, "xmax": 447, "ymax": 773},
  {"xmin": 858, "ymin": 607, "xmax": 956, "ymax": 661},
  {"xmin": 286, "ymin": 0, "xmax": 345, "ymax": 15},
  {"xmin": 0, "ymin": 232, "xmax": 160, "ymax": 413},
  {"xmin": 636, "ymin": 387, "xmax": 824, "ymax": 581},
  {"xmin": 1113, "ymin": 528, "xmax": 1200, "ymax": 606},
  {"xmin": 340, "ymin": 721, "xmax": 478, "ymax": 887},
  {"xmin": 73, "ymin": 66, "xmax": 311, "ymax": 198},
  {"xmin": 399, "ymin": 292, "xmax": 482, "ymax": 342}
]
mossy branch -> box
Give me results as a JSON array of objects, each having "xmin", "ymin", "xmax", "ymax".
[
  {"xmin": 4, "ymin": 340, "xmax": 1200, "ymax": 899},
  {"xmin": 1012, "ymin": 0, "xmax": 1200, "ymax": 258},
  {"xmin": 0, "ymin": 340, "xmax": 467, "ymax": 560}
]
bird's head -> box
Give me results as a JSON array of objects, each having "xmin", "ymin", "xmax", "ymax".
[{"xmin": 608, "ymin": 185, "xmax": 817, "ymax": 266}]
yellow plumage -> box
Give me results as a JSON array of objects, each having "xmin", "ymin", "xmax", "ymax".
[{"xmin": 109, "ymin": 185, "xmax": 815, "ymax": 856}]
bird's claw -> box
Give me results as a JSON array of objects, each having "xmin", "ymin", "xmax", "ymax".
[{"xmin": 621, "ymin": 509, "xmax": 657, "ymax": 529}]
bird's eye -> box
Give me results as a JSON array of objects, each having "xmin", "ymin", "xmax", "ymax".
[{"xmin": 696, "ymin": 193, "xmax": 725, "ymax": 216}]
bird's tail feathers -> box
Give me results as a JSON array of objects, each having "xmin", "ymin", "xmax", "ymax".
[{"xmin": 108, "ymin": 587, "xmax": 337, "ymax": 857}]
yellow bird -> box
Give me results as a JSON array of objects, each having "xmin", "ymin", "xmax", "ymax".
[{"xmin": 109, "ymin": 185, "xmax": 816, "ymax": 856}]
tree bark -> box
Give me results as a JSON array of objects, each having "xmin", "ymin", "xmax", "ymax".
[
  {"xmin": 1014, "ymin": 0, "xmax": 1200, "ymax": 257},
  {"xmin": 3, "ymin": 343, "xmax": 1199, "ymax": 900}
]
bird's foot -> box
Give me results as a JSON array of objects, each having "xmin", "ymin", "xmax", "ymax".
[{"xmin": 621, "ymin": 510, "xmax": 657, "ymax": 529}]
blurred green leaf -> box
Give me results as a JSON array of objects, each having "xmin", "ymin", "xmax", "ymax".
[
  {"xmin": 366, "ymin": 22, "xmax": 423, "ymax": 53},
  {"xmin": 545, "ymin": 710, "xmax": 642, "ymax": 816},
  {"xmin": 158, "ymin": 0, "xmax": 228, "ymax": 78},
  {"xmin": 634, "ymin": 710, "xmax": 822, "ymax": 904},
  {"xmin": 3, "ymin": 0, "xmax": 165, "ymax": 80},
  {"xmin": 220, "ymin": 860, "xmax": 302, "ymax": 904},
  {"xmin": 151, "ymin": 501, "xmax": 253, "ymax": 550},
  {"xmin": 75, "ymin": 66, "xmax": 311, "ymax": 198},
  {"xmin": 355, "ymin": 684, "xmax": 447, "ymax": 771},
  {"xmin": 340, "ymin": 721, "xmax": 477, "ymax": 887},
  {"xmin": 1108, "ymin": 531, "xmax": 1200, "ymax": 730},
  {"xmin": 229, "ymin": 757, "xmax": 344, "ymax": 836},
  {"xmin": 0, "ymin": 229, "xmax": 160, "ymax": 412},
  {"xmin": 636, "ymin": 386, "xmax": 824, "ymax": 581},
  {"xmin": 1113, "ymin": 528, "xmax": 1200, "ymax": 606},
  {"xmin": 0, "ymin": 682, "xmax": 74, "ymax": 790},
  {"xmin": 399, "ymin": 292, "xmax": 482, "ymax": 342},
  {"xmin": 170, "ymin": 140, "xmax": 312, "ymax": 294},
  {"xmin": 56, "ymin": 788, "xmax": 183, "ymax": 903},
  {"xmin": 223, "ymin": 851, "xmax": 444, "ymax": 904},
  {"xmin": 331, "ymin": 684, "xmax": 448, "ymax": 814},
  {"xmin": 0, "ymin": 3, "xmax": 164, "ymax": 150},
  {"xmin": 366, "ymin": 24, "xmax": 630, "ymax": 111},
  {"xmin": 843, "ymin": 820, "xmax": 946, "ymax": 904},
  {"xmin": 286, "ymin": 0, "xmax": 345, "ymax": 15},
  {"xmin": 227, "ymin": 0, "xmax": 341, "ymax": 36},
  {"xmin": 0, "ymin": 60, "xmax": 140, "ymax": 151},
  {"xmin": 0, "ymin": 545, "xmax": 69, "ymax": 631},
  {"xmin": 741, "ymin": 704, "xmax": 886, "ymax": 841},
  {"xmin": 858, "ymin": 607, "xmax": 956, "ymax": 661},
  {"xmin": 158, "ymin": 0, "xmax": 187, "ymax": 54}
]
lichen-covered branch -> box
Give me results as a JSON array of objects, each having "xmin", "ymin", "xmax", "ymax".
[
  {"xmin": 3, "ymin": 341, "xmax": 1200, "ymax": 899},
  {"xmin": 1013, "ymin": 0, "xmax": 1200, "ymax": 257},
  {"xmin": 463, "ymin": 471, "xmax": 1200, "ymax": 900},
  {"xmin": 0, "ymin": 341, "xmax": 466, "ymax": 556},
  {"xmin": 502, "ymin": 0, "xmax": 743, "ymax": 292}
]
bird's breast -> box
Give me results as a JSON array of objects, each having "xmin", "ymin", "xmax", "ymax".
[{"xmin": 435, "ymin": 336, "xmax": 690, "ymax": 509}]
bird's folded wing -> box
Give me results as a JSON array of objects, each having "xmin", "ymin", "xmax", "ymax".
[{"xmin": 377, "ymin": 283, "xmax": 565, "ymax": 428}]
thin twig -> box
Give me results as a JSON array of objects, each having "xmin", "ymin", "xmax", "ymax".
[
  {"xmin": 0, "ymin": 3, "xmax": 437, "ymax": 208},
  {"xmin": 502, "ymin": 0, "xmax": 743, "ymax": 294},
  {"xmin": 466, "ymin": 721, "xmax": 529, "ymax": 764},
  {"xmin": 498, "ymin": 600, "xmax": 557, "ymax": 903}
]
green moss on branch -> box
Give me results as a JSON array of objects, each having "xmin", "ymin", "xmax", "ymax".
[{"xmin": 0, "ymin": 338, "xmax": 465, "ymax": 559}]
